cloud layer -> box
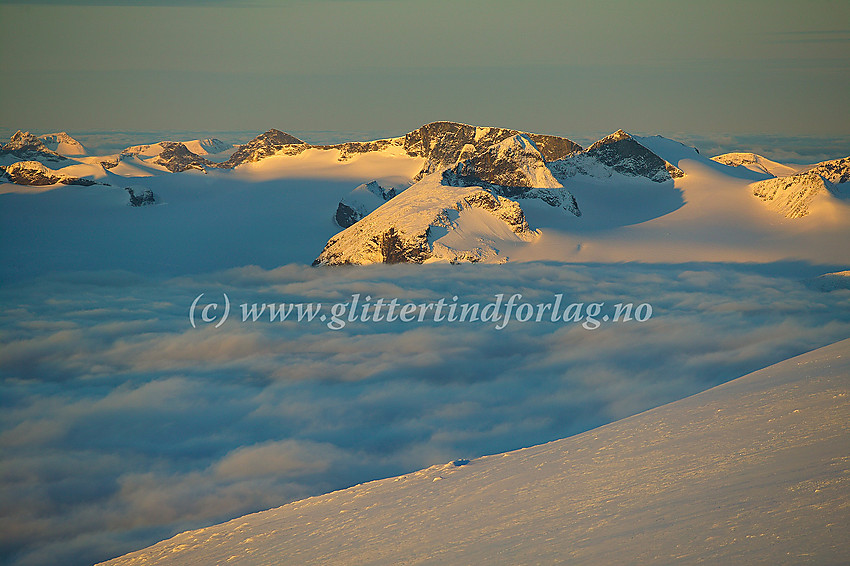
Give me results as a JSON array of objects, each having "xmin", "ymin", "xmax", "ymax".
[{"xmin": 2, "ymin": 262, "xmax": 849, "ymax": 565}]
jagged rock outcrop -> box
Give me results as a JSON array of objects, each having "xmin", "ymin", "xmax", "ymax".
[
  {"xmin": 216, "ymin": 129, "xmax": 306, "ymax": 168},
  {"xmin": 125, "ymin": 187, "xmax": 156, "ymax": 207},
  {"xmin": 1, "ymin": 161, "xmax": 96, "ymax": 186},
  {"xmin": 314, "ymin": 127, "xmax": 589, "ymax": 264},
  {"xmin": 1, "ymin": 131, "xmax": 69, "ymax": 164},
  {"xmin": 751, "ymin": 157, "xmax": 849, "ymax": 218},
  {"xmin": 152, "ymin": 142, "xmax": 212, "ymax": 173}
]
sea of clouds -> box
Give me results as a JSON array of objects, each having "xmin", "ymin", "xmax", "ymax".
[{"xmin": 2, "ymin": 261, "xmax": 849, "ymax": 565}]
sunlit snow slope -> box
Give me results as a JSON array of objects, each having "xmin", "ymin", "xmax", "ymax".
[{"xmin": 100, "ymin": 338, "xmax": 850, "ymax": 566}]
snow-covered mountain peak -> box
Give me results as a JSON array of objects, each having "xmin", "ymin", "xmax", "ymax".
[
  {"xmin": 711, "ymin": 152, "xmax": 799, "ymax": 178},
  {"xmin": 403, "ymin": 121, "xmax": 583, "ymax": 179},
  {"xmin": 587, "ymin": 128, "xmax": 632, "ymax": 149},
  {"xmin": 1, "ymin": 130, "xmax": 69, "ymax": 165},
  {"xmin": 805, "ymin": 156, "xmax": 850, "ymax": 185},
  {"xmin": 38, "ymin": 132, "xmax": 87, "ymax": 156},
  {"xmin": 577, "ymin": 130, "xmax": 684, "ymax": 182},
  {"xmin": 751, "ymin": 156, "xmax": 850, "ymax": 218},
  {"xmin": 494, "ymin": 133, "xmax": 541, "ymax": 159},
  {"xmin": 443, "ymin": 133, "xmax": 563, "ymax": 192},
  {"xmin": 195, "ymin": 138, "xmax": 232, "ymax": 155},
  {"xmin": 314, "ymin": 174, "xmax": 538, "ymax": 265},
  {"xmin": 153, "ymin": 142, "xmax": 212, "ymax": 173}
]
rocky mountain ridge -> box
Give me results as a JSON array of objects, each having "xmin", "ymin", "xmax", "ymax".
[
  {"xmin": 0, "ymin": 131, "xmax": 69, "ymax": 165},
  {"xmin": 0, "ymin": 161, "xmax": 96, "ymax": 186},
  {"xmin": 751, "ymin": 157, "xmax": 850, "ymax": 218}
]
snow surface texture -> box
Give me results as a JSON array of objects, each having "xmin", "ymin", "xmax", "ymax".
[{"xmin": 100, "ymin": 338, "xmax": 850, "ymax": 566}]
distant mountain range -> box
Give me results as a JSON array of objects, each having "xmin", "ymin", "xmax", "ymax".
[{"xmin": 2, "ymin": 122, "xmax": 848, "ymax": 265}]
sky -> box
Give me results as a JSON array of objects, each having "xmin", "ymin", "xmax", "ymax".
[{"xmin": 1, "ymin": 0, "xmax": 849, "ymax": 139}]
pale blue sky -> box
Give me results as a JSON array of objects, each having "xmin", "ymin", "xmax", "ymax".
[{"xmin": 1, "ymin": 0, "xmax": 848, "ymax": 139}]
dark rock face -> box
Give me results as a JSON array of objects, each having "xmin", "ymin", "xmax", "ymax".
[
  {"xmin": 442, "ymin": 136, "xmax": 545, "ymax": 188},
  {"xmin": 373, "ymin": 227, "xmax": 430, "ymax": 264},
  {"xmin": 581, "ymin": 130, "xmax": 683, "ymax": 182},
  {"xmin": 440, "ymin": 135, "xmax": 582, "ymax": 216},
  {"xmin": 1, "ymin": 131, "xmax": 69, "ymax": 164},
  {"xmin": 100, "ymin": 156, "xmax": 120, "ymax": 169},
  {"xmin": 154, "ymin": 142, "xmax": 212, "ymax": 173},
  {"xmin": 334, "ymin": 202, "xmax": 362, "ymax": 228},
  {"xmin": 126, "ymin": 187, "xmax": 156, "ymax": 207},
  {"xmin": 403, "ymin": 121, "xmax": 583, "ymax": 179},
  {"xmin": 217, "ymin": 129, "xmax": 307, "ymax": 169}
]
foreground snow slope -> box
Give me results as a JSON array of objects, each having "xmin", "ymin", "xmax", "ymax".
[{"xmin": 100, "ymin": 338, "xmax": 850, "ymax": 566}]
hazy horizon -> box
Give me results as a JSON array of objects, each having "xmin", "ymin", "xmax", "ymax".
[
  {"xmin": 1, "ymin": 1, "xmax": 848, "ymax": 137},
  {"xmin": 2, "ymin": 126, "xmax": 849, "ymax": 164}
]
